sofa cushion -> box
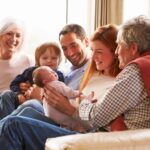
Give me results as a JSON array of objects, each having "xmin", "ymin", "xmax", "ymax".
[{"xmin": 45, "ymin": 129, "xmax": 150, "ymax": 150}]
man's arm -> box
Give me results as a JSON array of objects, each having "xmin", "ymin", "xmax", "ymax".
[
  {"xmin": 79, "ymin": 64, "xmax": 145, "ymax": 128},
  {"xmin": 44, "ymin": 85, "xmax": 76, "ymax": 116}
]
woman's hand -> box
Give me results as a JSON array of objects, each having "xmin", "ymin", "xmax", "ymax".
[{"xmin": 44, "ymin": 85, "xmax": 76, "ymax": 116}]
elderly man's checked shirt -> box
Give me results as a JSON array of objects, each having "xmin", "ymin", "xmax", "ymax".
[{"xmin": 79, "ymin": 64, "xmax": 150, "ymax": 131}]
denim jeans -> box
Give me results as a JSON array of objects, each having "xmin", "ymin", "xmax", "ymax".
[
  {"xmin": 0, "ymin": 90, "xmax": 17, "ymax": 119},
  {"xmin": 16, "ymin": 107, "xmax": 59, "ymax": 126},
  {"xmin": 0, "ymin": 90, "xmax": 44, "ymax": 119},
  {"xmin": 0, "ymin": 116, "xmax": 77, "ymax": 150}
]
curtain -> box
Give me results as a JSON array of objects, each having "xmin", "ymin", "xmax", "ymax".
[{"xmin": 94, "ymin": 0, "xmax": 123, "ymax": 29}]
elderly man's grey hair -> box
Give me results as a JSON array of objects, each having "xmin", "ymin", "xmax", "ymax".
[{"xmin": 117, "ymin": 15, "xmax": 150, "ymax": 54}]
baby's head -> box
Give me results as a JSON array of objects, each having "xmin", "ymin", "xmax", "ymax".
[{"xmin": 33, "ymin": 66, "xmax": 58, "ymax": 88}]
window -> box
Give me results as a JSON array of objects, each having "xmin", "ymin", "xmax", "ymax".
[
  {"xmin": 0, "ymin": 0, "xmax": 92, "ymax": 56},
  {"xmin": 123, "ymin": 0, "xmax": 150, "ymax": 22}
]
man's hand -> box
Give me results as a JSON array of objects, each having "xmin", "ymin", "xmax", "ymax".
[
  {"xmin": 86, "ymin": 91, "xmax": 97, "ymax": 103},
  {"xmin": 44, "ymin": 85, "xmax": 76, "ymax": 116}
]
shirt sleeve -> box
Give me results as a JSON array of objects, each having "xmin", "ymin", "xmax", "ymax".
[
  {"xmin": 10, "ymin": 67, "xmax": 36, "ymax": 92},
  {"xmin": 79, "ymin": 64, "xmax": 145, "ymax": 128}
]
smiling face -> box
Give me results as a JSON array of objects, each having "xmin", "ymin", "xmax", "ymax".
[
  {"xmin": 90, "ymin": 24, "xmax": 121, "ymax": 76},
  {"xmin": 90, "ymin": 40, "xmax": 115, "ymax": 75},
  {"xmin": 60, "ymin": 32, "xmax": 89, "ymax": 67},
  {"xmin": 115, "ymin": 41, "xmax": 140, "ymax": 69},
  {"xmin": 115, "ymin": 29, "xmax": 140, "ymax": 69},
  {"xmin": 39, "ymin": 49, "xmax": 60, "ymax": 70},
  {"xmin": 0, "ymin": 27, "xmax": 23, "ymax": 59},
  {"xmin": 115, "ymin": 42, "xmax": 131, "ymax": 69}
]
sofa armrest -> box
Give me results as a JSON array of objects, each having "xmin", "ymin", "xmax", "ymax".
[{"xmin": 45, "ymin": 129, "xmax": 150, "ymax": 150}]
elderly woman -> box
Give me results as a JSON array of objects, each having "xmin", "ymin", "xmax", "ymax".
[{"xmin": 0, "ymin": 17, "xmax": 34, "ymax": 92}]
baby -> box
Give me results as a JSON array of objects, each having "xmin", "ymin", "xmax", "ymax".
[{"xmin": 33, "ymin": 66, "xmax": 87, "ymax": 132}]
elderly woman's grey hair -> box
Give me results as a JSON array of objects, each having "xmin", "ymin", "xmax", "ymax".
[
  {"xmin": 117, "ymin": 15, "xmax": 150, "ymax": 54},
  {"xmin": 0, "ymin": 17, "xmax": 26, "ymax": 51}
]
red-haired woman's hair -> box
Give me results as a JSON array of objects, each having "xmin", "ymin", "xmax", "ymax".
[{"xmin": 90, "ymin": 24, "xmax": 121, "ymax": 76}]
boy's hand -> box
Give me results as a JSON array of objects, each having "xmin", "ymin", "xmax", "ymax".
[
  {"xmin": 19, "ymin": 82, "xmax": 31, "ymax": 94},
  {"xmin": 17, "ymin": 94, "xmax": 26, "ymax": 104},
  {"xmin": 24, "ymin": 85, "xmax": 44, "ymax": 100}
]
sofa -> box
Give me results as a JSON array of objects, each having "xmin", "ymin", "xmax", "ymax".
[{"xmin": 45, "ymin": 129, "xmax": 150, "ymax": 150}]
